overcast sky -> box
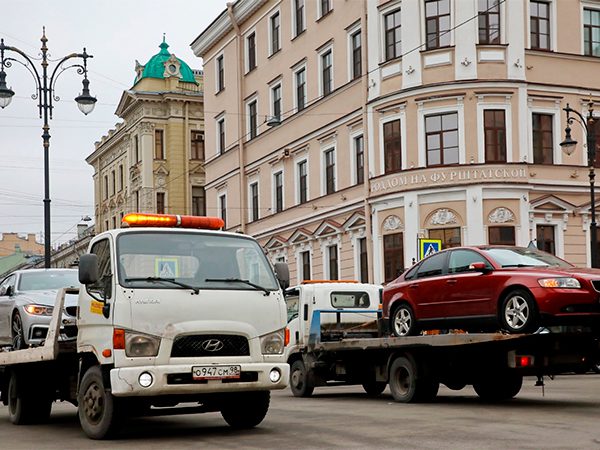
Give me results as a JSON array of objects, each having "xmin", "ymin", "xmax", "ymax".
[{"xmin": 0, "ymin": 0, "xmax": 229, "ymax": 250}]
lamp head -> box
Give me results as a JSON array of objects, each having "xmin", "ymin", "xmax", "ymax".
[
  {"xmin": 0, "ymin": 70, "xmax": 14, "ymax": 109},
  {"xmin": 560, "ymin": 125, "xmax": 577, "ymax": 156},
  {"xmin": 75, "ymin": 77, "xmax": 96, "ymax": 115}
]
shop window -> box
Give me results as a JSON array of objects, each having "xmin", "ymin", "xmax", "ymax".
[
  {"xmin": 489, "ymin": 226, "xmax": 515, "ymax": 245},
  {"xmin": 429, "ymin": 227, "xmax": 461, "ymax": 249},
  {"xmin": 536, "ymin": 224, "xmax": 555, "ymax": 255},
  {"xmin": 384, "ymin": 232, "xmax": 404, "ymax": 282}
]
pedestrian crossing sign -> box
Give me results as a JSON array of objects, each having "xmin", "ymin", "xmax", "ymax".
[
  {"xmin": 419, "ymin": 239, "xmax": 442, "ymax": 260},
  {"xmin": 155, "ymin": 257, "xmax": 180, "ymax": 278}
]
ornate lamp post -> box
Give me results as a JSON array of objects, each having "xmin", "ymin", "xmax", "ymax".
[
  {"xmin": 0, "ymin": 28, "xmax": 96, "ymax": 268},
  {"xmin": 560, "ymin": 101, "xmax": 598, "ymax": 268}
]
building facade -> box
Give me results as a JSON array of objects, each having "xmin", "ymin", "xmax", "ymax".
[
  {"xmin": 192, "ymin": 0, "xmax": 600, "ymax": 284},
  {"xmin": 0, "ymin": 233, "xmax": 43, "ymax": 258},
  {"xmin": 87, "ymin": 39, "xmax": 206, "ymax": 232}
]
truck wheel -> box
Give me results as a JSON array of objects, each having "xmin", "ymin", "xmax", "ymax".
[
  {"xmin": 8, "ymin": 371, "xmax": 51, "ymax": 424},
  {"xmin": 390, "ymin": 304, "xmax": 418, "ymax": 337},
  {"xmin": 290, "ymin": 360, "xmax": 314, "ymax": 397},
  {"xmin": 362, "ymin": 380, "xmax": 387, "ymax": 396},
  {"xmin": 11, "ymin": 312, "xmax": 27, "ymax": 350},
  {"xmin": 500, "ymin": 290, "xmax": 538, "ymax": 333},
  {"xmin": 473, "ymin": 373, "xmax": 523, "ymax": 401},
  {"xmin": 78, "ymin": 366, "xmax": 122, "ymax": 440},
  {"xmin": 221, "ymin": 391, "xmax": 270, "ymax": 429},
  {"xmin": 388, "ymin": 356, "xmax": 438, "ymax": 403}
]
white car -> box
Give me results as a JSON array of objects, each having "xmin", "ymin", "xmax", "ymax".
[{"xmin": 0, "ymin": 268, "xmax": 79, "ymax": 349}]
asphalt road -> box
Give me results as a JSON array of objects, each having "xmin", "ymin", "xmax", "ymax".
[{"xmin": 1, "ymin": 375, "xmax": 599, "ymax": 449}]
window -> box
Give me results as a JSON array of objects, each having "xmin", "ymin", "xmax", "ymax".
[
  {"xmin": 271, "ymin": 84, "xmax": 282, "ymax": 121},
  {"xmin": 216, "ymin": 54, "xmax": 224, "ymax": 92},
  {"xmin": 156, "ymin": 192, "xmax": 165, "ymax": 214},
  {"xmin": 250, "ymin": 182, "xmax": 259, "ymax": 222},
  {"xmin": 530, "ymin": 1, "xmax": 550, "ymax": 50},
  {"xmin": 358, "ymin": 237, "xmax": 368, "ymax": 283},
  {"xmin": 324, "ymin": 148, "xmax": 335, "ymax": 194},
  {"xmin": 536, "ymin": 224, "xmax": 555, "ymax": 255},
  {"xmin": 191, "ymin": 131, "xmax": 204, "ymax": 160},
  {"xmin": 320, "ymin": 0, "xmax": 332, "ymax": 18},
  {"xmin": 532, "ymin": 113, "xmax": 553, "ymax": 164},
  {"xmin": 478, "ymin": 0, "xmax": 500, "ymax": 44},
  {"xmin": 384, "ymin": 119, "xmax": 402, "ymax": 173},
  {"xmin": 248, "ymin": 100, "xmax": 258, "ymax": 140},
  {"xmin": 321, "ymin": 49, "xmax": 333, "ymax": 97},
  {"xmin": 488, "ymin": 226, "xmax": 515, "ymax": 245},
  {"xmin": 89, "ymin": 239, "xmax": 112, "ymax": 299},
  {"xmin": 425, "ymin": 0, "xmax": 451, "ymax": 50},
  {"xmin": 134, "ymin": 190, "xmax": 139, "ymax": 211},
  {"xmin": 192, "ymin": 187, "xmax": 205, "ymax": 216},
  {"xmin": 219, "ymin": 194, "xmax": 227, "ymax": 229},
  {"xmin": 118, "ymin": 165, "xmax": 123, "ymax": 192},
  {"xmin": 448, "ymin": 249, "xmax": 492, "ymax": 273},
  {"xmin": 384, "ymin": 232, "xmax": 404, "ymax": 282},
  {"xmin": 384, "ymin": 9, "xmax": 401, "ymax": 61},
  {"xmin": 270, "ymin": 12, "xmax": 280, "ymax": 55},
  {"xmin": 331, "ymin": 291, "xmax": 370, "ymax": 308},
  {"xmin": 429, "ymin": 227, "xmax": 461, "ymax": 249},
  {"xmin": 111, "ymin": 171, "xmax": 116, "ymax": 196},
  {"xmin": 154, "ymin": 129, "xmax": 165, "ymax": 159},
  {"xmin": 295, "ymin": 67, "xmax": 306, "ymax": 112},
  {"xmin": 417, "ymin": 252, "xmax": 446, "ymax": 278},
  {"xmin": 217, "ymin": 118, "xmax": 225, "ymax": 154},
  {"xmin": 247, "ymin": 32, "xmax": 256, "ymax": 72},
  {"xmin": 112, "ymin": 217, "xmax": 117, "ymax": 230},
  {"xmin": 294, "ymin": 0, "xmax": 305, "ymax": 37},
  {"xmin": 103, "ymin": 175, "xmax": 108, "ymax": 200},
  {"xmin": 274, "ymin": 171, "xmax": 283, "ymax": 213},
  {"xmin": 351, "ymin": 30, "xmax": 362, "ymax": 79},
  {"xmin": 354, "ymin": 135, "xmax": 364, "ymax": 184},
  {"xmin": 584, "ymin": 8, "xmax": 600, "ymax": 57},
  {"xmin": 328, "ymin": 245, "xmax": 338, "ymax": 280},
  {"xmin": 425, "ymin": 112, "xmax": 458, "ymax": 166},
  {"xmin": 298, "ymin": 159, "xmax": 308, "ymax": 204},
  {"xmin": 300, "ymin": 250, "xmax": 311, "ymax": 280},
  {"xmin": 484, "ymin": 109, "xmax": 506, "ymax": 163},
  {"xmin": 134, "ymin": 135, "xmax": 139, "ymax": 163}
]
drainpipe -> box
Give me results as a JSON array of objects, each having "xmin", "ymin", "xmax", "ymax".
[
  {"xmin": 184, "ymin": 101, "xmax": 190, "ymax": 214},
  {"xmin": 228, "ymin": 2, "xmax": 246, "ymax": 233},
  {"xmin": 360, "ymin": 1, "xmax": 375, "ymax": 283}
]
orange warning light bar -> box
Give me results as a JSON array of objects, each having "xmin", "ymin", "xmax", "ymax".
[{"xmin": 122, "ymin": 213, "xmax": 224, "ymax": 230}]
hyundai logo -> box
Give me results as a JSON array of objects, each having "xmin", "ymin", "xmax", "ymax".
[{"xmin": 201, "ymin": 339, "xmax": 224, "ymax": 352}]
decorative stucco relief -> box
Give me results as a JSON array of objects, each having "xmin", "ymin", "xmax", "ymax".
[{"xmin": 488, "ymin": 207, "xmax": 515, "ymax": 223}]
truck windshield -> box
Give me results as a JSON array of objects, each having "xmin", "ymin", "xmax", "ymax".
[{"xmin": 116, "ymin": 231, "xmax": 279, "ymax": 292}]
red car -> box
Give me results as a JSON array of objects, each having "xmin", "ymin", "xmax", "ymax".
[{"xmin": 383, "ymin": 246, "xmax": 600, "ymax": 336}]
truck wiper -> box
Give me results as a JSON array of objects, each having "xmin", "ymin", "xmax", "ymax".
[
  {"xmin": 205, "ymin": 278, "xmax": 271, "ymax": 296},
  {"xmin": 125, "ymin": 277, "xmax": 199, "ymax": 295}
]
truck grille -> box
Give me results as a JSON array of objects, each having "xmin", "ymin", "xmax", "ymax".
[{"xmin": 171, "ymin": 334, "xmax": 250, "ymax": 357}]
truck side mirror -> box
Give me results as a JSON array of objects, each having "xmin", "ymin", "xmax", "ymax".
[
  {"xmin": 79, "ymin": 254, "xmax": 99, "ymax": 285},
  {"xmin": 274, "ymin": 262, "xmax": 290, "ymax": 290}
]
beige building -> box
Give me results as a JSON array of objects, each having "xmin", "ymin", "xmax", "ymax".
[
  {"xmin": 192, "ymin": 0, "xmax": 600, "ymax": 284},
  {"xmin": 87, "ymin": 38, "xmax": 206, "ymax": 231},
  {"xmin": 0, "ymin": 233, "xmax": 43, "ymax": 258}
]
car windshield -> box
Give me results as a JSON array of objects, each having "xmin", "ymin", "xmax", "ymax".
[
  {"xmin": 117, "ymin": 231, "xmax": 279, "ymax": 292},
  {"xmin": 18, "ymin": 270, "xmax": 79, "ymax": 291},
  {"xmin": 481, "ymin": 247, "xmax": 573, "ymax": 268}
]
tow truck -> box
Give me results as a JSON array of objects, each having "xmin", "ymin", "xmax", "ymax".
[
  {"xmin": 0, "ymin": 213, "xmax": 290, "ymax": 439},
  {"xmin": 284, "ymin": 281, "xmax": 600, "ymax": 402}
]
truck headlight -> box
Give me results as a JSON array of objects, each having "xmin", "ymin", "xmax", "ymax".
[
  {"xmin": 260, "ymin": 329, "xmax": 285, "ymax": 355},
  {"xmin": 24, "ymin": 305, "xmax": 54, "ymax": 316},
  {"xmin": 538, "ymin": 277, "xmax": 581, "ymax": 288},
  {"xmin": 125, "ymin": 331, "xmax": 161, "ymax": 357}
]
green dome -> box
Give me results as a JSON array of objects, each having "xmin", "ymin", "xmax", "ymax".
[{"xmin": 140, "ymin": 38, "xmax": 197, "ymax": 84}]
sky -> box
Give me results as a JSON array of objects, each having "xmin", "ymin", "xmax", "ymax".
[{"xmin": 0, "ymin": 0, "xmax": 229, "ymax": 250}]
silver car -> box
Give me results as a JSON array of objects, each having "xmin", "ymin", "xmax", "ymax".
[{"xmin": 0, "ymin": 269, "xmax": 79, "ymax": 349}]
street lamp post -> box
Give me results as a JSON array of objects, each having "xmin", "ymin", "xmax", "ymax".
[
  {"xmin": 560, "ymin": 101, "xmax": 598, "ymax": 268},
  {"xmin": 0, "ymin": 28, "xmax": 96, "ymax": 268}
]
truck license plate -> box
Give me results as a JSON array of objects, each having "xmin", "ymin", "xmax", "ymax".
[{"xmin": 192, "ymin": 365, "xmax": 241, "ymax": 380}]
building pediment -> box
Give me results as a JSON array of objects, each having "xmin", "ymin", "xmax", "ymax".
[
  {"xmin": 530, "ymin": 195, "xmax": 574, "ymax": 212},
  {"xmin": 265, "ymin": 236, "xmax": 287, "ymax": 249},
  {"xmin": 154, "ymin": 164, "xmax": 170, "ymax": 176},
  {"xmin": 115, "ymin": 91, "xmax": 139, "ymax": 118},
  {"xmin": 314, "ymin": 220, "xmax": 342, "ymax": 238},
  {"xmin": 289, "ymin": 228, "xmax": 313, "ymax": 244},
  {"xmin": 342, "ymin": 212, "xmax": 365, "ymax": 231}
]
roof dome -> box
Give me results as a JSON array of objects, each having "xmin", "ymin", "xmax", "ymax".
[{"xmin": 138, "ymin": 37, "xmax": 197, "ymax": 84}]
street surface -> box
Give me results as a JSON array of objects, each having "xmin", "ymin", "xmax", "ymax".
[{"xmin": 1, "ymin": 375, "xmax": 599, "ymax": 449}]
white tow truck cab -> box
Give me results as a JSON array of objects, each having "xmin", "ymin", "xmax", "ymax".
[
  {"xmin": 0, "ymin": 213, "xmax": 290, "ymax": 439},
  {"xmin": 283, "ymin": 281, "xmax": 383, "ymax": 396}
]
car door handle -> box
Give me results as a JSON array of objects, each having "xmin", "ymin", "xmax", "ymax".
[
  {"xmin": 409, "ymin": 284, "xmax": 419, "ymax": 289},
  {"xmin": 446, "ymin": 279, "xmax": 457, "ymax": 285}
]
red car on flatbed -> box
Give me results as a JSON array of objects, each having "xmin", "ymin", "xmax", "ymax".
[{"xmin": 383, "ymin": 246, "xmax": 600, "ymax": 336}]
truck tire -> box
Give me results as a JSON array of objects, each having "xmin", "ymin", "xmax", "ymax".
[
  {"xmin": 221, "ymin": 391, "xmax": 270, "ymax": 429},
  {"xmin": 500, "ymin": 289, "xmax": 538, "ymax": 333},
  {"xmin": 361, "ymin": 380, "xmax": 387, "ymax": 396},
  {"xmin": 390, "ymin": 304, "xmax": 418, "ymax": 337},
  {"xmin": 388, "ymin": 356, "xmax": 438, "ymax": 403},
  {"xmin": 290, "ymin": 360, "xmax": 314, "ymax": 397},
  {"xmin": 473, "ymin": 373, "xmax": 523, "ymax": 401},
  {"xmin": 78, "ymin": 366, "xmax": 122, "ymax": 439},
  {"xmin": 8, "ymin": 371, "xmax": 52, "ymax": 424}
]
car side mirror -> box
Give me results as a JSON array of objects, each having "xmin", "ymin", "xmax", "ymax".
[
  {"xmin": 274, "ymin": 262, "xmax": 290, "ymax": 290},
  {"xmin": 79, "ymin": 254, "xmax": 99, "ymax": 285},
  {"xmin": 5, "ymin": 285, "xmax": 14, "ymax": 296},
  {"xmin": 469, "ymin": 262, "xmax": 490, "ymax": 273}
]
